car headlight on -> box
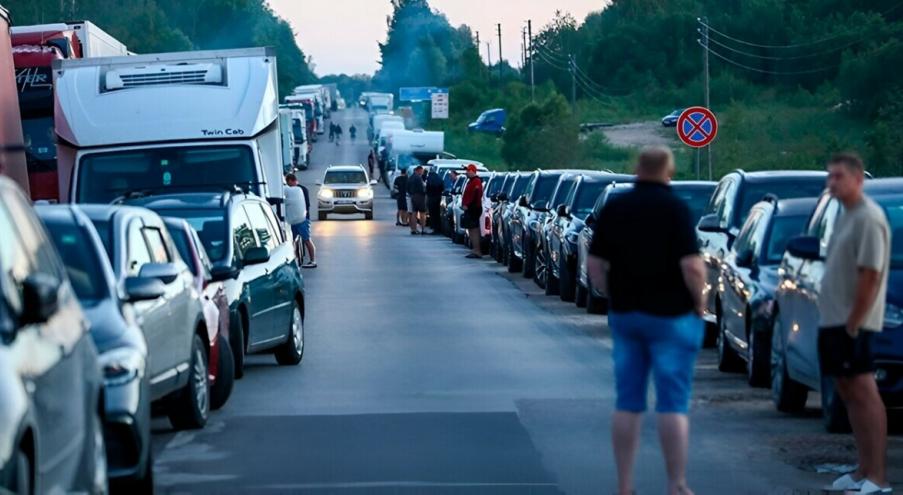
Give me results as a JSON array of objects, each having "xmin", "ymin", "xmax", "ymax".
[
  {"xmin": 885, "ymin": 303, "xmax": 903, "ymax": 329},
  {"xmin": 357, "ymin": 188, "xmax": 374, "ymax": 200},
  {"xmin": 319, "ymin": 188, "xmax": 334, "ymax": 200},
  {"xmin": 99, "ymin": 347, "xmax": 145, "ymax": 386}
]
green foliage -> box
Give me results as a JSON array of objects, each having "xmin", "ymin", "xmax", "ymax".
[
  {"xmin": 6, "ymin": 0, "xmax": 316, "ymax": 97},
  {"xmin": 502, "ymin": 94, "xmax": 579, "ymax": 168}
]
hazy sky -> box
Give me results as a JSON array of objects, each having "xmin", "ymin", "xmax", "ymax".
[{"xmin": 266, "ymin": 0, "xmax": 606, "ymax": 76}]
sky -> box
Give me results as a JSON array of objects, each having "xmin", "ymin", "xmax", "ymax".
[{"xmin": 266, "ymin": 0, "xmax": 606, "ymax": 76}]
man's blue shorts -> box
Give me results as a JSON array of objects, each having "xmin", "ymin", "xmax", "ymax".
[
  {"xmin": 291, "ymin": 220, "xmax": 311, "ymax": 241},
  {"xmin": 608, "ymin": 311, "xmax": 703, "ymax": 414}
]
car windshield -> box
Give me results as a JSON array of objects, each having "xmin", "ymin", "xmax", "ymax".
[
  {"xmin": 487, "ymin": 176, "xmax": 506, "ymax": 196},
  {"xmin": 530, "ymin": 176, "xmax": 559, "ymax": 205},
  {"xmin": 877, "ymin": 195, "xmax": 903, "ymax": 269},
  {"xmin": 764, "ymin": 215, "xmax": 809, "ymax": 264},
  {"xmin": 573, "ymin": 182, "xmax": 606, "ymax": 219},
  {"xmin": 550, "ymin": 178, "xmax": 576, "ymax": 208},
  {"xmin": 736, "ymin": 180, "xmax": 825, "ymax": 227},
  {"xmin": 511, "ymin": 176, "xmax": 530, "ymax": 198},
  {"xmin": 325, "ymin": 171, "xmax": 367, "ymax": 184},
  {"xmin": 155, "ymin": 209, "xmax": 229, "ymax": 262},
  {"xmin": 77, "ymin": 145, "xmax": 256, "ymax": 203},
  {"xmin": 43, "ymin": 220, "xmax": 107, "ymax": 304},
  {"xmin": 674, "ymin": 187, "xmax": 715, "ymax": 224},
  {"xmin": 453, "ymin": 177, "xmax": 466, "ymax": 194}
]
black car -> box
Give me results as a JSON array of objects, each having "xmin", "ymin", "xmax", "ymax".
[
  {"xmin": 491, "ymin": 173, "xmax": 524, "ymax": 263},
  {"xmin": 128, "ymin": 191, "xmax": 306, "ymax": 378},
  {"xmin": 534, "ymin": 171, "xmax": 582, "ymax": 293},
  {"xmin": 697, "ymin": 170, "xmax": 828, "ymax": 346},
  {"xmin": 508, "ymin": 170, "xmax": 577, "ymax": 278},
  {"xmin": 714, "ymin": 197, "xmax": 816, "ymax": 387},
  {"xmin": 0, "ymin": 178, "xmax": 106, "ymax": 495},
  {"xmin": 38, "ymin": 205, "xmax": 155, "ymax": 490},
  {"xmin": 496, "ymin": 173, "xmax": 532, "ymax": 269},
  {"xmin": 773, "ymin": 178, "xmax": 903, "ymax": 432}
]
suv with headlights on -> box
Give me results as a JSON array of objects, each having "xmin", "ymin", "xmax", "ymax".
[{"xmin": 317, "ymin": 165, "xmax": 377, "ymax": 220}]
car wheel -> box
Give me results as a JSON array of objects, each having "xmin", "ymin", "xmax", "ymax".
[
  {"xmin": 559, "ymin": 254, "xmax": 575, "ymax": 302},
  {"xmin": 771, "ymin": 316, "xmax": 808, "ymax": 413},
  {"xmin": 575, "ymin": 282, "xmax": 588, "ymax": 308},
  {"xmin": 507, "ymin": 239, "xmax": 522, "ymax": 272},
  {"xmin": 586, "ymin": 282, "xmax": 607, "ymax": 314},
  {"xmin": 717, "ymin": 316, "xmax": 745, "ymax": 372},
  {"xmin": 747, "ymin": 325, "xmax": 772, "ymax": 388},
  {"xmin": 318, "ymin": 212, "xmax": 327, "ymax": 221},
  {"xmin": 453, "ymin": 230, "xmax": 464, "ymax": 244},
  {"xmin": 210, "ymin": 334, "xmax": 234, "ymax": 410},
  {"xmin": 534, "ymin": 244, "xmax": 547, "ymax": 289},
  {"xmin": 821, "ymin": 376, "xmax": 852, "ymax": 433},
  {"xmin": 168, "ymin": 334, "xmax": 209, "ymax": 430},
  {"xmin": 230, "ymin": 314, "xmax": 246, "ymax": 380},
  {"xmin": 275, "ymin": 303, "xmax": 304, "ymax": 366},
  {"xmin": 365, "ymin": 212, "xmax": 373, "ymax": 220},
  {"xmin": 522, "ymin": 238, "xmax": 536, "ymax": 279},
  {"xmin": 544, "ymin": 250, "xmax": 560, "ymax": 296}
]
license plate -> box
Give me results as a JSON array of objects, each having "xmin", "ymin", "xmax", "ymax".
[{"xmin": 337, "ymin": 199, "xmax": 353, "ymax": 204}]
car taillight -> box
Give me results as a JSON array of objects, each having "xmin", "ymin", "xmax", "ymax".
[{"xmin": 484, "ymin": 215, "xmax": 491, "ymax": 230}]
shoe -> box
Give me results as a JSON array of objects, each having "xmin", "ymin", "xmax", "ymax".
[
  {"xmin": 828, "ymin": 474, "xmax": 864, "ymax": 492},
  {"xmin": 411, "ymin": 231, "xmax": 419, "ymax": 235},
  {"xmin": 302, "ymin": 261, "xmax": 317, "ymax": 268},
  {"xmin": 858, "ymin": 480, "xmax": 893, "ymax": 494}
]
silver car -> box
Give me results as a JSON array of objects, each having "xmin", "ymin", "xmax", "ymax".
[
  {"xmin": 80, "ymin": 205, "xmax": 211, "ymax": 430},
  {"xmin": 317, "ymin": 165, "xmax": 377, "ymax": 220}
]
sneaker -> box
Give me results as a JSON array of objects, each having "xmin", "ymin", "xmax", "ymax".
[
  {"xmin": 302, "ymin": 261, "xmax": 317, "ymax": 269},
  {"xmin": 828, "ymin": 474, "xmax": 864, "ymax": 492},
  {"xmin": 858, "ymin": 480, "xmax": 893, "ymax": 494}
]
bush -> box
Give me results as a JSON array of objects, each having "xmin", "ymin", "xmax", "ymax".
[{"xmin": 502, "ymin": 94, "xmax": 579, "ymax": 169}]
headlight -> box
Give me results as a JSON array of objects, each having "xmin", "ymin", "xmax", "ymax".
[
  {"xmin": 885, "ymin": 303, "xmax": 903, "ymax": 329},
  {"xmin": 357, "ymin": 188, "xmax": 374, "ymax": 200},
  {"xmin": 319, "ymin": 188, "xmax": 334, "ymax": 199},
  {"xmin": 99, "ymin": 347, "xmax": 145, "ymax": 386}
]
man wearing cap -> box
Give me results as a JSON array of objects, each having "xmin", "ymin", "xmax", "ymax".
[{"xmin": 461, "ymin": 164, "xmax": 484, "ymax": 258}]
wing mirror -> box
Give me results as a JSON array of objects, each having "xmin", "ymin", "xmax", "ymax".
[
  {"xmin": 124, "ymin": 276, "xmax": 167, "ymax": 302},
  {"xmin": 518, "ymin": 195, "xmax": 529, "ymax": 208},
  {"xmin": 315, "ymin": 181, "xmax": 323, "ymax": 186},
  {"xmin": 533, "ymin": 200, "xmax": 550, "ymax": 212},
  {"xmin": 557, "ymin": 204, "xmax": 570, "ymax": 218},
  {"xmin": 696, "ymin": 213, "xmax": 725, "ymax": 233},
  {"xmin": 497, "ymin": 192, "xmax": 508, "ymax": 202},
  {"xmin": 489, "ymin": 193, "xmax": 499, "ymax": 202},
  {"xmin": 21, "ymin": 274, "xmax": 60, "ymax": 325},
  {"xmin": 138, "ymin": 262, "xmax": 181, "ymax": 284},
  {"xmin": 243, "ymin": 246, "xmax": 270, "ymax": 266},
  {"xmin": 786, "ymin": 235, "xmax": 822, "ymax": 261},
  {"xmin": 209, "ymin": 265, "xmax": 240, "ymax": 282},
  {"xmin": 735, "ymin": 249, "xmax": 755, "ymax": 268}
]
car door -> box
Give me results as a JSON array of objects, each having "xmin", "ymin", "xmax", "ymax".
[
  {"xmin": 0, "ymin": 193, "xmax": 92, "ymax": 489},
  {"xmin": 254, "ymin": 201, "xmax": 296, "ymax": 338},
  {"xmin": 723, "ymin": 208, "xmax": 768, "ymax": 345},
  {"xmin": 233, "ymin": 202, "xmax": 277, "ymax": 347},
  {"xmin": 700, "ymin": 175, "xmax": 739, "ymax": 320}
]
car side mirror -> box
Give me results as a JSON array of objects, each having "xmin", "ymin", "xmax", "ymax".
[
  {"xmin": 735, "ymin": 249, "xmax": 754, "ymax": 268},
  {"xmin": 138, "ymin": 262, "xmax": 181, "ymax": 284},
  {"xmin": 696, "ymin": 213, "xmax": 725, "ymax": 233},
  {"xmin": 21, "ymin": 273, "xmax": 60, "ymax": 325},
  {"xmin": 489, "ymin": 193, "xmax": 499, "ymax": 202},
  {"xmin": 786, "ymin": 236, "xmax": 822, "ymax": 261},
  {"xmin": 557, "ymin": 204, "xmax": 570, "ymax": 217},
  {"xmin": 518, "ymin": 195, "xmax": 528, "ymax": 208},
  {"xmin": 533, "ymin": 201, "xmax": 549, "ymax": 212},
  {"xmin": 243, "ymin": 246, "xmax": 270, "ymax": 266},
  {"xmin": 315, "ymin": 181, "xmax": 323, "ymax": 186},
  {"xmin": 585, "ymin": 214, "xmax": 595, "ymax": 226},
  {"xmin": 497, "ymin": 192, "xmax": 508, "ymax": 202},
  {"xmin": 124, "ymin": 276, "xmax": 167, "ymax": 302},
  {"xmin": 210, "ymin": 265, "xmax": 240, "ymax": 282}
]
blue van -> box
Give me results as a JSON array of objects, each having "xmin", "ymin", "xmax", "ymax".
[{"xmin": 468, "ymin": 108, "xmax": 506, "ymax": 135}]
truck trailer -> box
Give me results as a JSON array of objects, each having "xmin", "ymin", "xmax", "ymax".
[{"xmin": 0, "ymin": 4, "xmax": 27, "ymax": 190}]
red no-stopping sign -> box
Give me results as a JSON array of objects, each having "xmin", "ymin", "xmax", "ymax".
[{"xmin": 677, "ymin": 106, "xmax": 718, "ymax": 148}]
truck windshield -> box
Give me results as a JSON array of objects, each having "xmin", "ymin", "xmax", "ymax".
[{"xmin": 76, "ymin": 145, "xmax": 256, "ymax": 203}]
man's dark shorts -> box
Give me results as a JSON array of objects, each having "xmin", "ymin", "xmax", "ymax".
[
  {"xmin": 396, "ymin": 196, "xmax": 408, "ymax": 211},
  {"xmin": 818, "ymin": 326, "xmax": 876, "ymax": 377},
  {"xmin": 411, "ymin": 195, "xmax": 427, "ymax": 213},
  {"xmin": 461, "ymin": 211, "xmax": 480, "ymax": 229}
]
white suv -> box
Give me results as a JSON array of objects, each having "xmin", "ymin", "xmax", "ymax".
[{"xmin": 317, "ymin": 165, "xmax": 377, "ymax": 220}]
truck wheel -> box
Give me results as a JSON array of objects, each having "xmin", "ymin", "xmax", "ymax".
[
  {"xmin": 168, "ymin": 334, "xmax": 209, "ymax": 430},
  {"xmin": 210, "ymin": 334, "xmax": 234, "ymax": 410},
  {"xmin": 275, "ymin": 303, "xmax": 304, "ymax": 366}
]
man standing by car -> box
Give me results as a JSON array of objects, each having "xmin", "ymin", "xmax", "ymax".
[
  {"xmin": 393, "ymin": 168, "xmax": 409, "ymax": 227},
  {"xmin": 286, "ymin": 174, "xmax": 317, "ymax": 268},
  {"xmin": 818, "ymin": 153, "xmax": 891, "ymax": 494},
  {"xmin": 461, "ymin": 164, "xmax": 484, "ymax": 258},
  {"xmin": 587, "ymin": 147, "xmax": 705, "ymax": 495},
  {"xmin": 426, "ymin": 167, "xmax": 444, "ymax": 234},
  {"xmin": 407, "ymin": 166, "xmax": 427, "ymax": 235}
]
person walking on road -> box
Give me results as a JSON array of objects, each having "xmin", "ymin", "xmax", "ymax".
[
  {"xmin": 407, "ymin": 166, "xmax": 427, "ymax": 235},
  {"xmin": 587, "ymin": 146, "xmax": 706, "ymax": 495},
  {"xmin": 426, "ymin": 167, "xmax": 444, "ymax": 234},
  {"xmin": 328, "ymin": 122, "xmax": 336, "ymax": 142},
  {"xmin": 368, "ymin": 149, "xmax": 378, "ymax": 181},
  {"xmin": 461, "ymin": 164, "xmax": 484, "ymax": 258},
  {"xmin": 285, "ymin": 174, "xmax": 317, "ymax": 268},
  {"xmin": 393, "ymin": 168, "xmax": 409, "ymax": 227},
  {"xmin": 334, "ymin": 124, "xmax": 343, "ymax": 146},
  {"xmin": 819, "ymin": 153, "xmax": 891, "ymax": 495}
]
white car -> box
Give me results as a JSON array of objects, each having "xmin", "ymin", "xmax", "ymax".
[
  {"xmin": 452, "ymin": 171, "xmax": 493, "ymax": 244},
  {"xmin": 317, "ymin": 165, "xmax": 378, "ymax": 220}
]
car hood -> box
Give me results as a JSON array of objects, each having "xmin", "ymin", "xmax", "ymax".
[{"xmin": 85, "ymin": 298, "xmax": 145, "ymax": 354}]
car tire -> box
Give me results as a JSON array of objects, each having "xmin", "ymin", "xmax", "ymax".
[
  {"xmin": 544, "ymin": 251, "xmax": 559, "ymax": 296},
  {"xmin": 821, "ymin": 376, "xmax": 852, "ymax": 433},
  {"xmin": 559, "ymin": 255, "xmax": 576, "ymax": 302},
  {"xmin": 114, "ymin": 447, "xmax": 153, "ymax": 495},
  {"xmin": 575, "ymin": 282, "xmax": 588, "ymax": 308},
  {"xmin": 275, "ymin": 302, "xmax": 304, "ymax": 366},
  {"xmin": 522, "ymin": 238, "xmax": 536, "ymax": 279},
  {"xmin": 210, "ymin": 334, "xmax": 234, "ymax": 411},
  {"xmin": 747, "ymin": 326, "xmax": 772, "ymax": 388},
  {"xmin": 507, "ymin": 240, "xmax": 522, "ymax": 272},
  {"xmin": 365, "ymin": 212, "xmax": 373, "ymax": 220},
  {"xmin": 8, "ymin": 448, "xmax": 31, "ymax": 495},
  {"xmin": 168, "ymin": 334, "xmax": 209, "ymax": 430},
  {"xmin": 534, "ymin": 244, "xmax": 547, "ymax": 289},
  {"xmin": 586, "ymin": 282, "xmax": 607, "ymax": 315},
  {"xmin": 771, "ymin": 316, "xmax": 808, "ymax": 413},
  {"xmin": 318, "ymin": 212, "xmax": 327, "ymax": 221},
  {"xmin": 230, "ymin": 314, "xmax": 246, "ymax": 380},
  {"xmin": 717, "ymin": 316, "xmax": 745, "ymax": 373}
]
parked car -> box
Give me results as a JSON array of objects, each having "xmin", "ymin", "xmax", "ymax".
[
  {"xmin": 714, "ymin": 197, "xmax": 816, "ymax": 387},
  {"xmin": 661, "ymin": 108, "xmax": 684, "ymax": 127},
  {"xmin": 697, "ymin": 170, "xmax": 828, "ymax": 346},
  {"xmin": 442, "ymin": 175, "xmax": 467, "ymax": 238},
  {"xmin": 479, "ymin": 172, "xmax": 509, "ymax": 257},
  {"xmin": 495, "ymin": 172, "xmax": 532, "ymax": 267},
  {"xmin": 451, "ymin": 171, "xmax": 491, "ymax": 245},
  {"xmin": 317, "ymin": 164, "xmax": 378, "ymax": 220},
  {"xmin": 0, "ymin": 178, "xmax": 106, "ymax": 495},
  {"xmin": 488, "ymin": 173, "xmax": 517, "ymax": 260},
  {"xmin": 80, "ymin": 204, "xmax": 210, "ymax": 430},
  {"xmin": 37, "ymin": 204, "xmax": 154, "ymax": 490},
  {"xmin": 468, "ymin": 108, "xmax": 506, "ymax": 135},
  {"xmin": 772, "ymin": 178, "xmax": 903, "ymax": 432},
  {"xmin": 164, "ymin": 217, "xmax": 234, "ymax": 411},
  {"xmin": 127, "ymin": 191, "xmax": 306, "ymax": 378},
  {"xmin": 535, "ymin": 171, "xmax": 582, "ymax": 293}
]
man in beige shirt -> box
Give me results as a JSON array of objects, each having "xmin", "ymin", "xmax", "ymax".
[{"xmin": 818, "ymin": 153, "xmax": 891, "ymax": 494}]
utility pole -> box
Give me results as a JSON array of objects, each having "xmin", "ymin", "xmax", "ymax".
[
  {"xmin": 528, "ymin": 19, "xmax": 534, "ymax": 102},
  {"xmin": 486, "ymin": 42, "xmax": 493, "ymax": 84},
  {"xmin": 497, "ymin": 23, "xmax": 503, "ymax": 81},
  {"xmin": 521, "ymin": 27, "xmax": 527, "ymax": 68},
  {"xmin": 701, "ymin": 16, "xmax": 712, "ymax": 180},
  {"xmin": 569, "ymin": 54, "xmax": 577, "ymax": 114}
]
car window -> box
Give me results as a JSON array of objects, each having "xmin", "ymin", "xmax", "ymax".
[
  {"xmin": 143, "ymin": 228, "xmax": 171, "ymax": 264},
  {"xmin": 876, "ymin": 195, "xmax": 903, "ymax": 269},
  {"xmin": 156, "ymin": 208, "xmax": 228, "ymax": 262},
  {"xmin": 126, "ymin": 220, "xmax": 153, "ymax": 276},
  {"xmin": 190, "ymin": 228, "xmax": 214, "ymax": 278},
  {"xmin": 735, "ymin": 180, "xmax": 826, "ymax": 228},
  {"xmin": 4, "ymin": 195, "xmax": 63, "ymax": 280},
  {"xmin": 43, "ymin": 220, "xmax": 108, "ymax": 303},
  {"xmin": 705, "ymin": 177, "xmax": 729, "ymax": 215},
  {"xmin": 242, "ymin": 203, "xmax": 277, "ymax": 250},
  {"xmin": 260, "ymin": 203, "xmax": 285, "ymax": 245},
  {"xmin": 0, "ymin": 199, "xmax": 31, "ymax": 314},
  {"xmin": 550, "ymin": 178, "xmax": 577, "ymax": 209},
  {"xmin": 806, "ymin": 194, "xmax": 832, "ymax": 236},
  {"xmin": 324, "ymin": 171, "xmax": 367, "ymax": 184},
  {"xmin": 674, "ymin": 187, "xmax": 715, "ymax": 225},
  {"xmin": 233, "ymin": 206, "xmax": 258, "ymax": 259},
  {"xmin": 764, "ymin": 214, "xmax": 809, "ymax": 264},
  {"xmin": 169, "ymin": 227, "xmax": 198, "ymax": 276},
  {"xmin": 815, "ymin": 198, "xmax": 842, "ymax": 257},
  {"xmin": 732, "ymin": 208, "xmax": 762, "ymax": 257},
  {"xmin": 719, "ymin": 177, "xmax": 739, "ymax": 228}
]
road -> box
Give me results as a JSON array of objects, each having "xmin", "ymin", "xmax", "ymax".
[{"xmin": 150, "ymin": 108, "xmax": 901, "ymax": 494}]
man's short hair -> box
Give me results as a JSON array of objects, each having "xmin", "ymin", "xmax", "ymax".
[
  {"xmin": 285, "ymin": 173, "xmax": 297, "ymax": 182},
  {"xmin": 828, "ymin": 151, "xmax": 865, "ymax": 175},
  {"xmin": 637, "ymin": 146, "xmax": 674, "ymax": 175},
  {"xmin": 415, "ymin": 165, "xmax": 424, "ymax": 172}
]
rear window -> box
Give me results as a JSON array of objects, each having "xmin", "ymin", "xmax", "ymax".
[
  {"xmin": 155, "ymin": 209, "xmax": 228, "ymax": 262},
  {"xmin": 43, "ymin": 220, "xmax": 107, "ymax": 304},
  {"xmin": 325, "ymin": 171, "xmax": 367, "ymax": 184},
  {"xmin": 736, "ymin": 180, "xmax": 825, "ymax": 227}
]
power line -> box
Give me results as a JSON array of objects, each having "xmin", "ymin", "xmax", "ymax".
[
  {"xmin": 698, "ymin": 40, "xmax": 840, "ymax": 75},
  {"xmin": 534, "ymin": 49, "xmax": 571, "ymax": 71},
  {"xmin": 572, "ymin": 63, "xmax": 632, "ymax": 95},
  {"xmin": 702, "ymin": 29, "xmax": 863, "ymax": 61}
]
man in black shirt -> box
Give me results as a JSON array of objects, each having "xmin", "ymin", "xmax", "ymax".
[
  {"xmin": 393, "ymin": 168, "xmax": 409, "ymax": 226},
  {"xmin": 407, "ymin": 166, "xmax": 427, "ymax": 234},
  {"xmin": 587, "ymin": 146, "xmax": 705, "ymax": 495}
]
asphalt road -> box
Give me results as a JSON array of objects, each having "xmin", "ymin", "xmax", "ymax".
[{"xmin": 151, "ymin": 108, "xmax": 901, "ymax": 494}]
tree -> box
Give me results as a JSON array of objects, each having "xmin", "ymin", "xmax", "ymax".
[{"xmin": 502, "ymin": 93, "xmax": 579, "ymax": 168}]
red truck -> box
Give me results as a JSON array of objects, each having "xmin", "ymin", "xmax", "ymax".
[
  {"xmin": 12, "ymin": 21, "xmax": 127, "ymax": 201},
  {"xmin": 0, "ymin": 4, "xmax": 27, "ymax": 191}
]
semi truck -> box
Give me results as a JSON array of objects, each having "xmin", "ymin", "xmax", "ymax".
[
  {"xmin": 12, "ymin": 21, "xmax": 128, "ymax": 201},
  {"xmin": 0, "ymin": 4, "xmax": 27, "ymax": 191},
  {"xmin": 53, "ymin": 47, "xmax": 285, "ymax": 213},
  {"xmin": 293, "ymin": 84, "xmax": 332, "ymax": 119}
]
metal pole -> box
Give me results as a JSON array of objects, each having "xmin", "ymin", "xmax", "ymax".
[
  {"xmin": 497, "ymin": 24, "xmax": 503, "ymax": 81},
  {"xmin": 522, "ymin": 27, "xmax": 528, "ymax": 69},
  {"xmin": 702, "ymin": 16, "xmax": 712, "ymax": 180},
  {"xmin": 528, "ymin": 20, "xmax": 535, "ymax": 102},
  {"xmin": 570, "ymin": 54, "xmax": 576, "ymax": 114},
  {"xmin": 486, "ymin": 42, "xmax": 493, "ymax": 84}
]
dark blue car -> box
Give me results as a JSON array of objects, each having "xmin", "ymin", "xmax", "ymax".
[
  {"xmin": 468, "ymin": 108, "xmax": 506, "ymax": 135},
  {"xmin": 661, "ymin": 109, "xmax": 684, "ymax": 127},
  {"xmin": 772, "ymin": 178, "xmax": 903, "ymax": 432}
]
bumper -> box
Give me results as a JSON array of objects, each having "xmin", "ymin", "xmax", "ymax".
[
  {"xmin": 319, "ymin": 200, "xmax": 373, "ymax": 214},
  {"xmin": 103, "ymin": 377, "xmax": 151, "ymax": 480}
]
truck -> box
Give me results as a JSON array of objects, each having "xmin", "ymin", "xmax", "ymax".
[
  {"xmin": 293, "ymin": 84, "xmax": 332, "ymax": 119},
  {"xmin": 53, "ymin": 47, "xmax": 285, "ymax": 213},
  {"xmin": 287, "ymin": 92, "xmax": 324, "ymax": 136},
  {"xmin": 281, "ymin": 104, "xmax": 309, "ymax": 170},
  {"xmin": 384, "ymin": 129, "xmax": 444, "ymax": 187},
  {"xmin": 370, "ymin": 113, "xmax": 404, "ymax": 144},
  {"xmin": 367, "ymin": 93, "xmax": 394, "ymax": 114},
  {"xmin": 12, "ymin": 21, "xmax": 128, "ymax": 201},
  {"xmin": 278, "ymin": 108, "xmax": 295, "ymax": 173},
  {"xmin": 0, "ymin": 4, "xmax": 27, "ymax": 191}
]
